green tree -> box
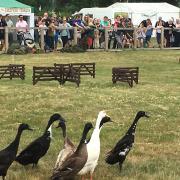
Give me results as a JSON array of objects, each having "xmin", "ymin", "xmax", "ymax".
[{"xmin": 16, "ymin": 0, "xmax": 179, "ymax": 15}]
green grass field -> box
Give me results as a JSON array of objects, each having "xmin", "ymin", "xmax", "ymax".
[{"xmin": 0, "ymin": 50, "xmax": 180, "ymax": 180}]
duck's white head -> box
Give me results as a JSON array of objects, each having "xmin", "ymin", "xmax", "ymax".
[{"xmin": 95, "ymin": 110, "xmax": 112, "ymax": 129}]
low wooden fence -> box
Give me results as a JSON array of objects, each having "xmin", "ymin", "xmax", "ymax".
[
  {"xmin": 32, "ymin": 66, "xmax": 61, "ymax": 85},
  {"xmin": 33, "ymin": 62, "xmax": 96, "ymax": 86},
  {"xmin": 54, "ymin": 63, "xmax": 81, "ymax": 86},
  {"xmin": 0, "ymin": 26, "xmax": 180, "ymax": 52},
  {"xmin": 112, "ymin": 67, "xmax": 139, "ymax": 87},
  {"xmin": 54, "ymin": 62, "xmax": 95, "ymax": 78},
  {"xmin": 0, "ymin": 64, "xmax": 25, "ymax": 80}
]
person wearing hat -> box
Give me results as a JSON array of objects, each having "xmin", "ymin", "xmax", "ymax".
[
  {"xmin": 0, "ymin": 14, "xmax": 7, "ymax": 51},
  {"xmin": 5, "ymin": 14, "xmax": 14, "ymax": 46}
]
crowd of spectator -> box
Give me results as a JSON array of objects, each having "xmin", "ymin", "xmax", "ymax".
[
  {"xmin": 35, "ymin": 13, "xmax": 180, "ymax": 50},
  {"xmin": 0, "ymin": 12, "xmax": 180, "ymax": 52},
  {"xmin": 33, "ymin": 13, "xmax": 180, "ymax": 50}
]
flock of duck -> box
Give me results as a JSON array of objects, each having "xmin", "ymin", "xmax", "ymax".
[{"xmin": 0, "ymin": 111, "xmax": 149, "ymax": 180}]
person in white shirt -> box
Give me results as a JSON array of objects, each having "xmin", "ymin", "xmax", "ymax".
[
  {"xmin": 5, "ymin": 14, "xmax": 14, "ymax": 46},
  {"xmin": 16, "ymin": 15, "xmax": 28, "ymax": 45}
]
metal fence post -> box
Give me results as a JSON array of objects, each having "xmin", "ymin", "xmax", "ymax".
[{"xmin": 5, "ymin": 27, "xmax": 9, "ymax": 52}]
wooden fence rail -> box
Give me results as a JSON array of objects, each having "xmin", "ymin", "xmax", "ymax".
[
  {"xmin": 32, "ymin": 66, "xmax": 61, "ymax": 85},
  {"xmin": 112, "ymin": 67, "xmax": 139, "ymax": 87},
  {"xmin": 0, "ymin": 27, "xmax": 180, "ymax": 52},
  {"xmin": 0, "ymin": 64, "xmax": 25, "ymax": 80}
]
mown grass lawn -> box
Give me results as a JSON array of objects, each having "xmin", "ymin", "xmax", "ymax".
[{"xmin": 0, "ymin": 50, "xmax": 180, "ymax": 180}]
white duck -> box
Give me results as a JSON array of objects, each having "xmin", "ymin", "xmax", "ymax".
[{"xmin": 78, "ymin": 111, "xmax": 112, "ymax": 180}]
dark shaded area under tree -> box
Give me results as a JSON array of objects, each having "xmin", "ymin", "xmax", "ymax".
[{"xmin": 17, "ymin": 0, "xmax": 180, "ymax": 15}]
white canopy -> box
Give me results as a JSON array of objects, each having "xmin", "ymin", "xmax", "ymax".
[
  {"xmin": 0, "ymin": 0, "xmax": 34, "ymax": 28},
  {"xmin": 79, "ymin": 2, "xmax": 180, "ymax": 26}
]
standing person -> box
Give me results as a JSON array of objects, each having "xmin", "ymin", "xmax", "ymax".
[
  {"xmin": 94, "ymin": 18, "xmax": 101, "ymax": 29},
  {"xmin": 155, "ymin": 17, "xmax": 165, "ymax": 47},
  {"xmin": 174, "ymin": 18, "xmax": 180, "ymax": 47},
  {"xmin": 100, "ymin": 16, "xmax": 111, "ymax": 48},
  {"xmin": 93, "ymin": 29, "xmax": 100, "ymax": 48},
  {"xmin": 112, "ymin": 15, "xmax": 120, "ymax": 49},
  {"xmin": 34, "ymin": 16, "xmax": 41, "ymax": 44},
  {"xmin": 73, "ymin": 15, "xmax": 86, "ymax": 43},
  {"xmin": 5, "ymin": 14, "xmax": 14, "ymax": 46},
  {"xmin": 0, "ymin": 14, "xmax": 7, "ymax": 51},
  {"xmin": 38, "ymin": 19, "xmax": 47, "ymax": 48},
  {"xmin": 83, "ymin": 15, "xmax": 90, "ymax": 26},
  {"xmin": 155, "ymin": 21, "xmax": 163, "ymax": 48},
  {"xmin": 42, "ymin": 12, "xmax": 51, "ymax": 49},
  {"xmin": 47, "ymin": 18, "xmax": 56, "ymax": 51},
  {"xmin": 164, "ymin": 19, "xmax": 175, "ymax": 47},
  {"xmin": 42, "ymin": 12, "xmax": 51, "ymax": 27},
  {"xmin": 125, "ymin": 18, "xmax": 134, "ymax": 48},
  {"xmin": 136, "ymin": 22, "xmax": 146, "ymax": 48},
  {"xmin": 100, "ymin": 16, "xmax": 111, "ymax": 28},
  {"xmin": 73, "ymin": 15, "xmax": 85, "ymax": 30},
  {"xmin": 16, "ymin": 15, "xmax": 28, "ymax": 45},
  {"xmin": 86, "ymin": 17, "xmax": 95, "ymax": 49},
  {"xmin": 54, "ymin": 16, "xmax": 60, "ymax": 51},
  {"xmin": 113, "ymin": 15, "xmax": 125, "ymax": 48},
  {"xmin": 59, "ymin": 17, "xmax": 72, "ymax": 48},
  {"xmin": 145, "ymin": 19, "xmax": 153, "ymax": 48}
]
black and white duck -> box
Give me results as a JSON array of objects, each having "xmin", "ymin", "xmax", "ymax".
[
  {"xmin": 105, "ymin": 111, "xmax": 149, "ymax": 171},
  {"xmin": 78, "ymin": 111, "xmax": 113, "ymax": 180},
  {"xmin": 0, "ymin": 123, "xmax": 32, "ymax": 180},
  {"xmin": 51, "ymin": 122, "xmax": 93, "ymax": 180},
  {"xmin": 53, "ymin": 119, "xmax": 76, "ymax": 170},
  {"xmin": 15, "ymin": 113, "xmax": 65, "ymax": 167}
]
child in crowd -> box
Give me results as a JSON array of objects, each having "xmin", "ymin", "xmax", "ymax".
[
  {"xmin": 136, "ymin": 22, "xmax": 146, "ymax": 48},
  {"xmin": 145, "ymin": 19, "xmax": 153, "ymax": 48},
  {"xmin": 93, "ymin": 29, "xmax": 100, "ymax": 49}
]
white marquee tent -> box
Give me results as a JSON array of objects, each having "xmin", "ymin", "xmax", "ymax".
[{"xmin": 79, "ymin": 2, "xmax": 180, "ymax": 26}]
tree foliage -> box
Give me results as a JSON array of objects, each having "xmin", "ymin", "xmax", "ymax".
[{"xmin": 17, "ymin": 0, "xmax": 179, "ymax": 15}]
